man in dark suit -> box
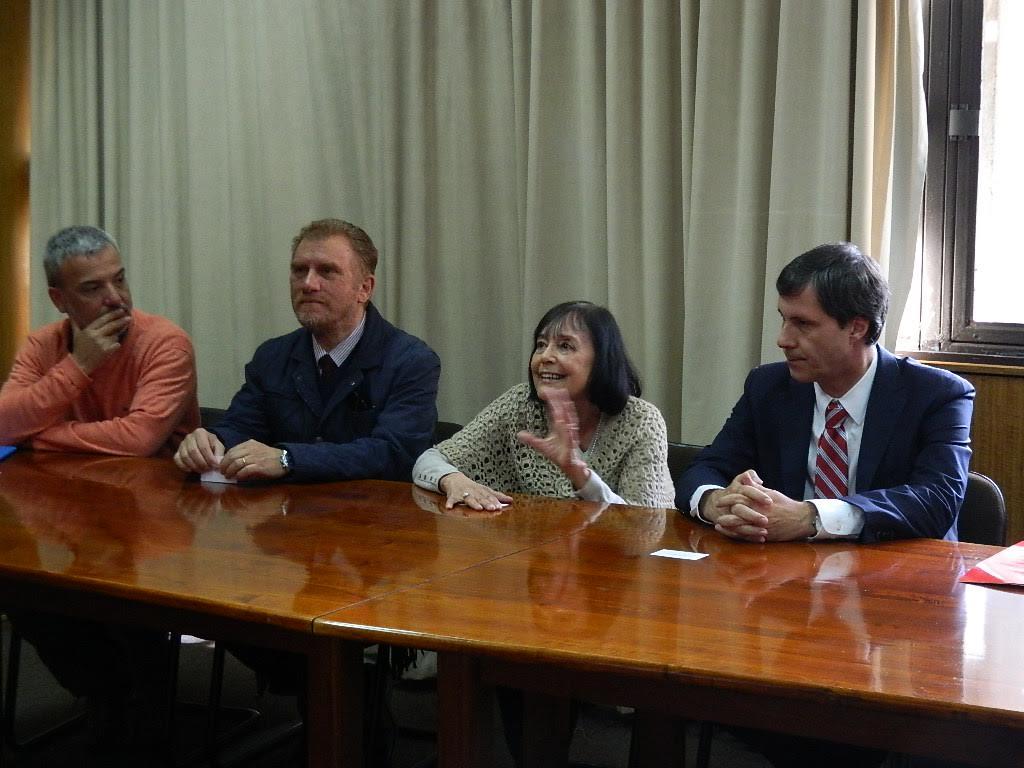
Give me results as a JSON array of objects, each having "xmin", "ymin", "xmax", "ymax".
[
  {"xmin": 174, "ymin": 218, "xmax": 440, "ymax": 482},
  {"xmin": 675, "ymin": 241, "xmax": 974, "ymax": 768},
  {"xmin": 677, "ymin": 241, "xmax": 973, "ymax": 545},
  {"xmin": 172, "ymin": 219, "xmax": 439, "ymax": 738}
]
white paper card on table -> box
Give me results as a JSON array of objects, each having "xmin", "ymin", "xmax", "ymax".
[
  {"xmin": 651, "ymin": 549, "xmax": 708, "ymax": 561},
  {"xmin": 200, "ymin": 470, "xmax": 237, "ymax": 484}
]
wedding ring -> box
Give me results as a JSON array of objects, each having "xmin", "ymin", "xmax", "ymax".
[
  {"xmin": 462, "ymin": 492, "xmax": 470, "ymax": 499},
  {"xmin": 241, "ymin": 457, "xmax": 247, "ymax": 466}
]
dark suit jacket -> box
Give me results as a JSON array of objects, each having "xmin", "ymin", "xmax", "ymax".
[
  {"xmin": 675, "ymin": 346, "xmax": 974, "ymax": 542},
  {"xmin": 214, "ymin": 303, "xmax": 440, "ymax": 482}
]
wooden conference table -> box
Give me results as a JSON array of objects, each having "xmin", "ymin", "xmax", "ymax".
[
  {"xmin": 0, "ymin": 452, "xmax": 602, "ymax": 766},
  {"xmin": 321, "ymin": 493, "xmax": 1024, "ymax": 767},
  {"xmin": 1, "ymin": 452, "xmax": 1023, "ymax": 767}
]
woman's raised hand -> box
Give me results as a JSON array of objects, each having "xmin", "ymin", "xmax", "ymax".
[{"xmin": 517, "ymin": 388, "xmax": 591, "ymax": 490}]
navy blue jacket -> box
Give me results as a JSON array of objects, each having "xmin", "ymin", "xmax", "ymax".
[
  {"xmin": 675, "ymin": 347, "xmax": 974, "ymax": 542},
  {"xmin": 214, "ymin": 303, "xmax": 440, "ymax": 482}
]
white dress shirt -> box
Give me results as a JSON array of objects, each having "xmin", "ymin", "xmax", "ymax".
[
  {"xmin": 805, "ymin": 346, "xmax": 878, "ymax": 538},
  {"xmin": 312, "ymin": 311, "xmax": 366, "ymax": 369}
]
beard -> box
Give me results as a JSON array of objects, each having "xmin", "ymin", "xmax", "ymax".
[{"xmin": 293, "ymin": 301, "xmax": 330, "ymax": 331}]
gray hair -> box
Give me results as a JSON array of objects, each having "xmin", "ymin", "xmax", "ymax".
[{"xmin": 44, "ymin": 225, "xmax": 120, "ymax": 287}]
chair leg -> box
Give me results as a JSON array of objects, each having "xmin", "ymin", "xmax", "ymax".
[
  {"xmin": 1, "ymin": 616, "xmax": 6, "ymax": 766},
  {"xmin": 162, "ymin": 632, "xmax": 181, "ymax": 766},
  {"xmin": 202, "ymin": 641, "xmax": 264, "ymax": 765},
  {"xmin": 205, "ymin": 641, "xmax": 227, "ymax": 764},
  {"xmin": 628, "ymin": 711, "xmax": 684, "ymax": 768},
  {"xmin": 2, "ymin": 627, "xmax": 85, "ymax": 750},
  {"xmin": 695, "ymin": 721, "xmax": 714, "ymax": 768},
  {"xmin": 521, "ymin": 691, "xmax": 573, "ymax": 768},
  {"xmin": 2, "ymin": 627, "xmax": 19, "ymax": 749}
]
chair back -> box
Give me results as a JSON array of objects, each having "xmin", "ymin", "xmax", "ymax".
[
  {"xmin": 434, "ymin": 421, "xmax": 462, "ymax": 444},
  {"xmin": 667, "ymin": 442, "xmax": 703, "ymax": 480},
  {"xmin": 200, "ymin": 406, "xmax": 227, "ymax": 430},
  {"xmin": 959, "ymin": 471, "xmax": 1007, "ymax": 546}
]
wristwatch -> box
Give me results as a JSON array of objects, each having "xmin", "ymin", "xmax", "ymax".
[{"xmin": 279, "ymin": 448, "xmax": 293, "ymax": 474}]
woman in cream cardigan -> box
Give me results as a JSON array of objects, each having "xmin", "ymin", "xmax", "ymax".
[{"xmin": 413, "ymin": 300, "xmax": 674, "ymax": 510}]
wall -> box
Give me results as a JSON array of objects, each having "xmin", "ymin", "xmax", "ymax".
[
  {"xmin": 929, "ymin": 361, "xmax": 1024, "ymax": 544},
  {"xmin": 0, "ymin": 0, "xmax": 31, "ymax": 377}
]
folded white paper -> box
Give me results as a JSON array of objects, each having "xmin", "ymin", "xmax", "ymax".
[
  {"xmin": 200, "ymin": 470, "xmax": 237, "ymax": 484},
  {"xmin": 651, "ymin": 549, "xmax": 708, "ymax": 561}
]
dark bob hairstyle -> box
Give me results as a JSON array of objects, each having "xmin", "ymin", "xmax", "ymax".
[{"xmin": 526, "ymin": 301, "xmax": 641, "ymax": 415}]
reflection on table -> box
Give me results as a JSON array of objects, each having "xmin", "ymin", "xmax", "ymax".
[
  {"xmin": 3, "ymin": 452, "xmax": 1022, "ymax": 767},
  {"xmin": 319, "ymin": 505, "xmax": 1024, "ymax": 767}
]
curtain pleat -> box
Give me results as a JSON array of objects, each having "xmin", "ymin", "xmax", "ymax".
[
  {"xmin": 30, "ymin": 0, "xmax": 926, "ymax": 443},
  {"xmin": 851, "ymin": 0, "xmax": 928, "ymax": 350}
]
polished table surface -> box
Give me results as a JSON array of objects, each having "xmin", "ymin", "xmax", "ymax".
[
  {"xmin": 318, "ymin": 495, "xmax": 1024, "ymax": 767},
  {"xmin": 0, "ymin": 452, "xmax": 615, "ymax": 765},
  {"xmin": 0, "ymin": 452, "xmax": 601, "ymax": 629},
  {"xmin": 4, "ymin": 452, "xmax": 1023, "ymax": 766}
]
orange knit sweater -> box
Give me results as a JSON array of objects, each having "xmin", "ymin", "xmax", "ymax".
[{"xmin": 0, "ymin": 309, "xmax": 199, "ymax": 456}]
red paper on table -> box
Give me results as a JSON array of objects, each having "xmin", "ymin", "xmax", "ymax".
[{"xmin": 960, "ymin": 541, "xmax": 1024, "ymax": 586}]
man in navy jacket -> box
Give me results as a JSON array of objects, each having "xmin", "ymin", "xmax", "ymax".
[
  {"xmin": 676, "ymin": 242, "xmax": 974, "ymax": 545},
  {"xmin": 174, "ymin": 218, "xmax": 440, "ymax": 482}
]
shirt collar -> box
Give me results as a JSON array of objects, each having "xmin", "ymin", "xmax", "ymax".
[
  {"xmin": 813, "ymin": 345, "xmax": 877, "ymax": 426},
  {"xmin": 312, "ymin": 311, "xmax": 367, "ymax": 367}
]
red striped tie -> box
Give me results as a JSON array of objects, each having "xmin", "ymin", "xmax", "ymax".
[{"xmin": 814, "ymin": 399, "xmax": 849, "ymax": 498}]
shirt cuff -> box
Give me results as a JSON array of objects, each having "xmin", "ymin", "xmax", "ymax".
[
  {"xmin": 806, "ymin": 498, "xmax": 864, "ymax": 539},
  {"xmin": 412, "ymin": 447, "xmax": 460, "ymax": 493},
  {"xmin": 689, "ymin": 484, "xmax": 722, "ymax": 523},
  {"xmin": 576, "ymin": 469, "xmax": 626, "ymax": 505}
]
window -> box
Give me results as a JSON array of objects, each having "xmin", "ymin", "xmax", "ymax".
[{"xmin": 912, "ymin": 0, "xmax": 1024, "ymax": 358}]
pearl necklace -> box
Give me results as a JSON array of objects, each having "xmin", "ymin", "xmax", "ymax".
[{"xmin": 582, "ymin": 413, "xmax": 605, "ymax": 455}]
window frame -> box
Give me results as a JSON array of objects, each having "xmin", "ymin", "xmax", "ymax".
[{"xmin": 917, "ymin": 0, "xmax": 1024, "ymax": 360}]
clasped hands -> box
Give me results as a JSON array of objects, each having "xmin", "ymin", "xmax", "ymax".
[
  {"xmin": 700, "ymin": 470, "xmax": 817, "ymax": 543},
  {"xmin": 439, "ymin": 389, "xmax": 591, "ymax": 511},
  {"xmin": 173, "ymin": 428, "xmax": 288, "ymax": 481}
]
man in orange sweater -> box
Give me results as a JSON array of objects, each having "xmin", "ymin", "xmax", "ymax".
[
  {"xmin": 0, "ymin": 225, "xmax": 199, "ymax": 751},
  {"xmin": 0, "ymin": 225, "xmax": 199, "ymax": 453}
]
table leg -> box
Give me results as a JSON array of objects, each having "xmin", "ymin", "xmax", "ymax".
[
  {"xmin": 306, "ymin": 636, "xmax": 363, "ymax": 768},
  {"xmin": 437, "ymin": 652, "xmax": 494, "ymax": 768}
]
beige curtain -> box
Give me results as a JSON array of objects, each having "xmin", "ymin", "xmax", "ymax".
[
  {"xmin": 30, "ymin": 0, "xmax": 926, "ymax": 443},
  {"xmin": 850, "ymin": 0, "xmax": 928, "ymax": 350}
]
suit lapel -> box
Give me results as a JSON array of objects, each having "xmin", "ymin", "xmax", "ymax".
[
  {"xmin": 857, "ymin": 347, "xmax": 906, "ymax": 491},
  {"xmin": 780, "ymin": 379, "xmax": 815, "ymax": 499}
]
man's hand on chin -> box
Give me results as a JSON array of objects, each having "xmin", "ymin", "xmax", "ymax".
[{"xmin": 70, "ymin": 307, "xmax": 132, "ymax": 374}]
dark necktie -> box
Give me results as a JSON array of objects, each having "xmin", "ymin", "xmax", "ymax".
[
  {"xmin": 814, "ymin": 399, "xmax": 849, "ymax": 498},
  {"xmin": 318, "ymin": 355, "xmax": 338, "ymax": 402}
]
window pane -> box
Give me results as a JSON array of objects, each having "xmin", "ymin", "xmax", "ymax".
[{"xmin": 973, "ymin": 0, "xmax": 1024, "ymax": 323}]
